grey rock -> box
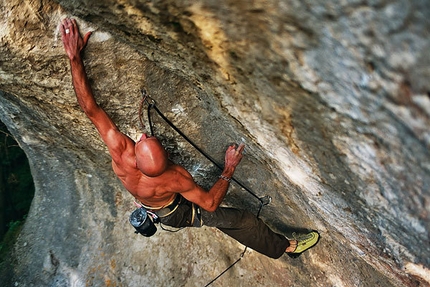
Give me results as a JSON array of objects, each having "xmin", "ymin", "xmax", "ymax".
[{"xmin": 0, "ymin": 0, "xmax": 429, "ymax": 286}]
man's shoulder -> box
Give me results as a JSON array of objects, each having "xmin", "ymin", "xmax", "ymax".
[
  {"xmin": 104, "ymin": 130, "xmax": 136, "ymax": 166},
  {"xmin": 166, "ymin": 163, "xmax": 192, "ymax": 178},
  {"xmin": 112, "ymin": 156, "xmax": 138, "ymax": 177}
]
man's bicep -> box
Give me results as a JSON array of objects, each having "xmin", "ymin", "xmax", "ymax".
[{"xmin": 179, "ymin": 183, "xmax": 214, "ymax": 211}]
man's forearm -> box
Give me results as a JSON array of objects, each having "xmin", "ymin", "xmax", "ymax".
[
  {"xmin": 206, "ymin": 166, "xmax": 235, "ymax": 211},
  {"xmin": 69, "ymin": 56, "xmax": 98, "ymax": 115}
]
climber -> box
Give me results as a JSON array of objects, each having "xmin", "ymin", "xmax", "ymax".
[{"xmin": 60, "ymin": 17, "xmax": 319, "ymax": 259}]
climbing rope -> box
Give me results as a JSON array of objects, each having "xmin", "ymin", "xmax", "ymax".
[
  {"xmin": 139, "ymin": 89, "xmax": 271, "ymax": 285},
  {"xmin": 141, "ymin": 89, "xmax": 271, "ymax": 206}
]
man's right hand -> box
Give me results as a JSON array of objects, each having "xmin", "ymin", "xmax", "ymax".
[
  {"xmin": 61, "ymin": 18, "xmax": 92, "ymax": 60},
  {"xmin": 224, "ymin": 143, "xmax": 245, "ymax": 171}
]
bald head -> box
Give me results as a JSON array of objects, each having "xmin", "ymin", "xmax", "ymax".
[{"xmin": 135, "ymin": 134, "xmax": 168, "ymax": 177}]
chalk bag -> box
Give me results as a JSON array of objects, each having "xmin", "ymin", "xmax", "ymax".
[{"xmin": 129, "ymin": 207, "xmax": 158, "ymax": 237}]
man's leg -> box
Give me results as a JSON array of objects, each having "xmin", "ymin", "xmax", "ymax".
[{"xmin": 201, "ymin": 207, "xmax": 289, "ymax": 259}]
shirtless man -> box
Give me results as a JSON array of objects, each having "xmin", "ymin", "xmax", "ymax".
[{"xmin": 60, "ymin": 17, "xmax": 319, "ymax": 259}]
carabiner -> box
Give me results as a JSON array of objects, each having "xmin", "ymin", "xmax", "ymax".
[{"xmin": 141, "ymin": 89, "xmax": 156, "ymax": 107}]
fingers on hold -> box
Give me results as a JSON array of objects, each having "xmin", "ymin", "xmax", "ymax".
[
  {"xmin": 61, "ymin": 19, "xmax": 69, "ymax": 31},
  {"xmin": 60, "ymin": 20, "xmax": 66, "ymax": 31},
  {"xmin": 71, "ymin": 19, "xmax": 77, "ymax": 32},
  {"xmin": 237, "ymin": 143, "xmax": 245, "ymax": 153}
]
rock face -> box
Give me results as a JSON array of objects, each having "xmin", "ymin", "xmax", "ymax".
[{"xmin": 1, "ymin": 0, "xmax": 429, "ymax": 286}]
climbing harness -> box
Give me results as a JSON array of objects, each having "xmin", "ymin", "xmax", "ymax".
[
  {"xmin": 138, "ymin": 89, "xmax": 272, "ymax": 286},
  {"xmin": 130, "ymin": 195, "xmax": 186, "ymax": 236}
]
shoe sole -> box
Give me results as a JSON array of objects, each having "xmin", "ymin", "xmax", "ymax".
[{"xmin": 287, "ymin": 230, "xmax": 320, "ymax": 259}]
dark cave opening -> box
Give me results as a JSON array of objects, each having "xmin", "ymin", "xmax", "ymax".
[{"xmin": 0, "ymin": 120, "xmax": 35, "ymax": 259}]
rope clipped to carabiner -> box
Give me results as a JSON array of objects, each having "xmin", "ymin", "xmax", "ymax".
[
  {"xmin": 140, "ymin": 89, "xmax": 272, "ymax": 207},
  {"xmin": 138, "ymin": 89, "xmax": 271, "ymax": 286}
]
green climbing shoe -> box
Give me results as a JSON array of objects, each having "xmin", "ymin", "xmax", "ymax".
[{"xmin": 287, "ymin": 231, "xmax": 320, "ymax": 258}]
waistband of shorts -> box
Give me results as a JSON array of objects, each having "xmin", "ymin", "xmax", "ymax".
[
  {"xmin": 139, "ymin": 194, "xmax": 179, "ymax": 210},
  {"xmin": 144, "ymin": 195, "xmax": 182, "ymax": 218}
]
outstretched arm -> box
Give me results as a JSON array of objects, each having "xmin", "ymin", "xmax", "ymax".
[
  {"xmin": 61, "ymin": 18, "xmax": 134, "ymax": 164},
  {"xmin": 61, "ymin": 18, "xmax": 93, "ymax": 113},
  {"xmin": 180, "ymin": 143, "xmax": 245, "ymax": 212}
]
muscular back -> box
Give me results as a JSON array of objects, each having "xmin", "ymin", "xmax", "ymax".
[{"xmin": 112, "ymin": 158, "xmax": 198, "ymax": 207}]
